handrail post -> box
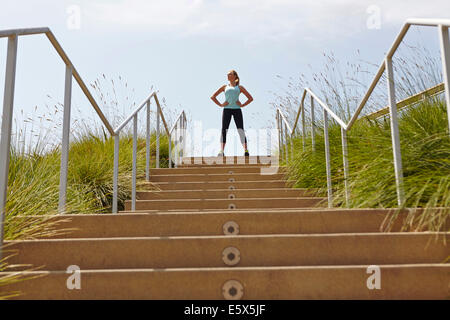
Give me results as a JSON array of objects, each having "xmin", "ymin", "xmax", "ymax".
[
  {"xmin": 438, "ymin": 25, "xmax": 450, "ymax": 136},
  {"xmin": 181, "ymin": 113, "xmax": 185, "ymax": 160},
  {"xmin": 156, "ymin": 102, "xmax": 160, "ymax": 168},
  {"xmin": 132, "ymin": 114, "xmax": 137, "ymax": 211},
  {"xmin": 311, "ymin": 96, "xmax": 316, "ymax": 152},
  {"xmin": 280, "ymin": 118, "xmax": 283, "ymax": 160},
  {"xmin": 58, "ymin": 64, "xmax": 73, "ymax": 214},
  {"xmin": 183, "ymin": 113, "xmax": 187, "ymax": 158},
  {"xmin": 146, "ymin": 100, "xmax": 150, "ymax": 181},
  {"xmin": 0, "ymin": 35, "xmax": 18, "ymax": 258},
  {"xmin": 290, "ymin": 128, "xmax": 294, "ymax": 160},
  {"xmin": 175, "ymin": 122, "xmax": 179, "ymax": 167},
  {"xmin": 323, "ymin": 109, "xmax": 333, "ymax": 208},
  {"xmin": 341, "ymin": 127, "xmax": 350, "ymax": 207},
  {"xmin": 284, "ymin": 122, "xmax": 289, "ymax": 161},
  {"xmin": 168, "ymin": 132, "xmax": 172, "ymax": 168},
  {"xmin": 386, "ymin": 57, "xmax": 405, "ymax": 206},
  {"xmin": 112, "ymin": 134, "xmax": 119, "ymax": 213},
  {"xmin": 275, "ymin": 110, "xmax": 281, "ymax": 162},
  {"xmin": 301, "ymin": 100, "xmax": 306, "ymax": 152}
]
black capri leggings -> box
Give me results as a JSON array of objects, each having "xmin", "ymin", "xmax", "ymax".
[{"xmin": 220, "ymin": 108, "xmax": 247, "ymax": 144}]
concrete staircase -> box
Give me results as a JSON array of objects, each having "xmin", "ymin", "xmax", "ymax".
[{"xmin": 1, "ymin": 156, "xmax": 449, "ymax": 299}]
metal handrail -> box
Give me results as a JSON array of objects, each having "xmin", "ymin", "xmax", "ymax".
[
  {"xmin": 0, "ymin": 27, "xmax": 187, "ymax": 259},
  {"xmin": 111, "ymin": 90, "xmax": 187, "ymax": 213},
  {"xmin": 364, "ymin": 82, "xmax": 445, "ymax": 120},
  {"xmin": 278, "ymin": 18, "xmax": 450, "ymax": 208}
]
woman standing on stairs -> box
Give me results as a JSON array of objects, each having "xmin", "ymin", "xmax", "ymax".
[{"xmin": 210, "ymin": 69, "xmax": 254, "ymax": 157}]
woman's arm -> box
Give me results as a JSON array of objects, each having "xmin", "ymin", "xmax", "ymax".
[
  {"xmin": 237, "ymin": 85, "xmax": 253, "ymax": 107},
  {"xmin": 210, "ymin": 85, "xmax": 228, "ymax": 107}
]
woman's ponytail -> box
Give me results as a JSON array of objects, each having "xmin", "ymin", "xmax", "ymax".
[{"xmin": 229, "ymin": 69, "xmax": 240, "ymax": 86}]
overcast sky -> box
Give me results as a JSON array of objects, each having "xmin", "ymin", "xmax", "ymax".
[{"xmin": 0, "ymin": 0, "xmax": 449, "ymax": 155}]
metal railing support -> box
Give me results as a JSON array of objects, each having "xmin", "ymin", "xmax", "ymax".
[
  {"xmin": 311, "ymin": 96, "xmax": 316, "ymax": 152},
  {"xmin": 112, "ymin": 134, "xmax": 120, "ymax": 213},
  {"xmin": 0, "ymin": 35, "xmax": 18, "ymax": 258},
  {"xmin": 438, "ymin": 25, "xmax": 450, "ymax": 136},
  {"xmin": 301, "ymin": 100, "xmax": 306, "ymax": 152},
  {"xmin": 182, "ymin": 113, "xmax": 186, "ymax": 158},
  {"xmin": 281, "ymin": 114, "xmax": 285, "ymax": 161},
  {"xmin": 58, "ymin": 65, "xmax": 72, "ymax": 214},
  {"xmin": 156, "ymin": 103, "xmax": 160, "ymax": 168},
  {"xmin": 174, "ymin": 123, "xmax": 178, "ymax": 168},
  {"xmin": 323, "ymin": 109, "xmax": 333, "ymax": 208},
  {"xmin": 132, "ymin": 114, "xmax": 137, "ymax": 211},
  {"xmin": 168, "ymin": 132, "xmax": 172, "ymax": 168},
  {"xmin": 276, "ymin": 112, "xmax": 281, "ymax": 161},
  {"xmin": 385, "ymin": 57, "xmax": 405, "ymax": 206},
  {"xmin": 284, "ymin": 122, "xmax": 289, "ymax": 161},
  {"xmin": 341, "ymin": 127, "xmax": 350, "ymax": 206},
  {"xmin": 290, "ymin": 126, "xmax": 294, "ymax": 159},
  {"xmin": 145, "ymin": 100, "xmax": 150, "ymax": 181}
]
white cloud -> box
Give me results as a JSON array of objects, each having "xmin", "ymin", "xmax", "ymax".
[
  {"xmin": 1, "ymin": 0, "xmax": 449, "ymax": 43},
  {"xmin": 83, "ymin": 0, "xmax": 450, "ymax": 43}
]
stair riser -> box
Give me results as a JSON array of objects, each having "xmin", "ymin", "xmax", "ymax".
[
  {"xmin": 150, "ymin": 167, "xmax": 283, "ymax": 175},
  {"xmin": 5, "ymin": 234, "xmax": 448, "ymax": 271},
  {"xmin": 2, "ymin": 265, "xmax": 448, "ymax": 299},
  {"xmin": 149, "ymin": 174, "xmax": 286, "ymax": 182},
  {"xmin": 181, "ymin": 156, "xmax": 275, "ymax": 164},
  {"xmin": 124, "ymin": 198, "xmax": 326, "ymax": 210},
  {"xmin": 35, "ymin": 209, "xmax": 419, "ymax": 239},
  {"xmin": 179, "ymin": 163, "xmax": 273, "ymax": 167},
  {"xmin": 146, "ymin": 181, "xmax": 290, "ymax": 190},
  {"xmin": 136, "ymin": 189, "xmax": 319, "ymax": 200}
]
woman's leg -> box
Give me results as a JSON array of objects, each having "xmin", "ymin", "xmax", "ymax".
[
  {"xmin": 233, "ymin": 109, "xmax": 248, "ymax": 150},
  {"xmin": 220, "ymin": 109, "xmax": 233, "ymax": 151}
]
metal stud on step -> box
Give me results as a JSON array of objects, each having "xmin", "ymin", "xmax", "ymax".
[
  {"xmin": 228, "ymin": 177, "xmax": 235, "ymax": 183},
  {"xmin": 228, "ymin": 170, "xmax": 234, "ymax": 174},
  {"xmin": 222, "ymin": 246, "xmax": 240, "ymax": 266},
  {"xmin": 228, "ymin": 193, "xmax": 235, "ymax": 199},
  {"xmin": 228, "ymin": 203, "xmax": 236, "ymax": 209},
  {"xmin": 222, "ymin": 279, "xmax": 244, "ymax": 300},
  {"xmin": 223, "ymin": 221, "xmax": 239, "ymax": 235},
  {"xmin": 228, "ymin": 185, "xmax": 235, "ymax": 190}
]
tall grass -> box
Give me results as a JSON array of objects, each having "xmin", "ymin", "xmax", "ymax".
[
  {"xmin": 1, "ymin": 75, "xmax": 175, "ymax": 298},
  {"xmin": 272, "ymin": 38, "xmax": 449, "ymax": 233},
  {"xmin": 283, "ymin": 98, "xmax": 449, "ymax": 231}
]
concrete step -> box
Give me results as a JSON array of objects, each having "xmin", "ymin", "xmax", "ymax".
[
  {"xmin": 180, "ymin": 156, "xmax": 275, "ymax": 166},
  {"xmin": 27, "ymin": 208, "xmax": 438, "ymax": 239},
  {"xmin": 143, "ymin": 180, "xmax": 292, "ymax": 190},
  {"xmin": 136, "ymin": 188, "xmax": 319, "ymax": 200},
  {"xmin": 5, "ymin": 233, "xmax": 448, "ymax": 271},
  {"xmin": 179, "ymin": 163, "xmax": 274, "ymax": 168},
  {"xmin": 2, "ymin": 264, "xmax": 448, "ymax": 299},
  {"xmin": 150, "ymin": 166, "xmax": 286, "ymax": 175},
  {"xmin": 124, "ymin": 197, "xmax": 326, "ymax": 211},
  {"xmin": 148, "ymin": 173, "xmax": 286, "ymax": 183}
]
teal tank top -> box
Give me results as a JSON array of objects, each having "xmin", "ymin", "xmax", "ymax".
[{"xmin": 224, "ymin": 84, "xmax": 241, "ymax": 109}]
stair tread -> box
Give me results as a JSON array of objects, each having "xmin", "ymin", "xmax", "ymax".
[
  {"xmin": 2, "ymin": 263, "xmax": 448, "ymax": 273},
  {"xmin": 7, "ymin": 231, "xmax": 448, "ymax": 242}
]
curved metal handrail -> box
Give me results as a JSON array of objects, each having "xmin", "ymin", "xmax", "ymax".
[
  {"xmin": 0, "ymin": 27, "xmax": 187, "ymax": 258},
  {"xmin": 277, "ymin": 18, "xmax": 450, "ymax": 208}
]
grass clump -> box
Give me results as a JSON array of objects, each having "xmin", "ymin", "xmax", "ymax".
[{"xmin": 272, "ymin": 39, "xmax": 449, "ymax": 233}]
